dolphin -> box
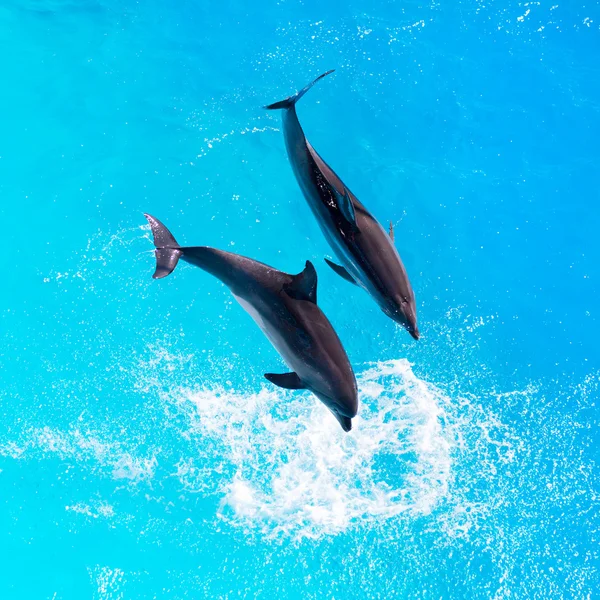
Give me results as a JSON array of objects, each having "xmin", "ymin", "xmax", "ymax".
[
  {"xmin": 265, "ymin": 71, "xmax": 420, "ymax": 340},
  {"xmin": 144, "ymin": 214, "xmax": 358, "ymax": 432}
]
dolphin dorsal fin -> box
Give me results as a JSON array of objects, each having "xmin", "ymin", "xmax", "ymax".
[{"xmin": 284, "ymin": 260, "xmax": 318, "ymax": 304}]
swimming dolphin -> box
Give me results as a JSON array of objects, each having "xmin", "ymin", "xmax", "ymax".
[
  {"xmin": 265, "ymin": 71, "xmax": 420, "ymax": 340},
  {"xmin": 144, "ymin": 214, "xmax": 358, "ymax": 431}
]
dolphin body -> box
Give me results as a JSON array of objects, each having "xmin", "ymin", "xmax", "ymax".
[
  {"xmin": 144, "ymin": 214, "xmax": 358, "ymax": 432},
  {"xmin": 265, "ymin": 71, "xmax": 420, "ymax": 340}
]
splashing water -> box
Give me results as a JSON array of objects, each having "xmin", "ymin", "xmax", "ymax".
[{"xmin": 145, "ymin": 358, "xmax": 453, "ymax": 540}]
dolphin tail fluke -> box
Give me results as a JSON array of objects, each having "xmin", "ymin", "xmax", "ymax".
[
  {"xmin": 264, "ymin": 70, "xmax": 335, "ymax": 110},
  {"xmin": 144, "ymin": 213, "xmax": 183, "ymax": 279}
]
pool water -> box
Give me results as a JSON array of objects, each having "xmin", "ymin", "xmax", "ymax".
[{"xmin": 0, "ymin": 0, "xmax": 598, "ymax": 598}]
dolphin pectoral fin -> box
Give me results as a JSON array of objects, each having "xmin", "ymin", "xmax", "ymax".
[
  {"xmin": 324, "ymin": 258, "xmax": 357, "ymax": 286},
  {"xmin": 264, "ymin": 372, "xmax": 306, "ymax": 390},
  {"xmin": 333, "ymin": 187, "xmax": 358, "ymax": 231},
  {"xmin": 283, "ymin": 260, "xmax": 318, "ymax": 304},
  {"xmin": 389, "ymin": 221, "xmax": 395, "ymax": 242}
]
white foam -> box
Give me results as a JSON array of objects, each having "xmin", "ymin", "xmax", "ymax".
[{"xmin": 150, "ymin": 358, "xmax": 455, "ymax": 540}]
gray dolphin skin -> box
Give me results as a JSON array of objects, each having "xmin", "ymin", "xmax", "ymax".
[
  {"xmin": 265, "ymin": 71, "xmax": 420, "ymax": 340},
  {"xmin": 144, "ymin": 214, "xmax": 358, "ymax": 432}
]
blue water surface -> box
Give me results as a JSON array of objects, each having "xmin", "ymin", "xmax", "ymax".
[{"xmin": 1, "ymin": 0, "xmax": 599, "ymax": 598}]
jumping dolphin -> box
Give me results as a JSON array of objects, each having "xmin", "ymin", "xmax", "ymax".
[
  {"xmin": 144, "ymin": 214, "xmax": 358, "ymax": 431},
  {"xmin": 265, "ymin": 71, "xmax": 420, "ymax": 340}
]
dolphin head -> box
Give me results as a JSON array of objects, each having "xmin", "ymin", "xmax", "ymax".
[
  {"xmin": 383, "ymin": 295, "xmax": 420, "ymax": 340},
  {"xmin": 332, "ymin": 411, "xmax": 353, "ymax": 432},
  {"xmin": 314, "ymin": 377, "xmax": 358, "ymax": 433}
]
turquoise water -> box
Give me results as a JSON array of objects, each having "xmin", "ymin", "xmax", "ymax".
[{"xmin": 1, "ymin": 0, "xmax": 599, "ymax": 597}]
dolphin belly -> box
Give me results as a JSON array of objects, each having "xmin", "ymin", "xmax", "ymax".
[
  {"xmin": 233, "ymin": 293, "xmax": 303, "ymax": 374},
  {"xmin": 233, "ymin": 293, "xmax": 355, "ymax": 418}
]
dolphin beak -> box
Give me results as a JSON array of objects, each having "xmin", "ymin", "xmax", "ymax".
[
  {"xmin": 410, "ymin": 327, "xmax": 420, "ymax": 341},
  {"xmin": 332, "ymin": 411, "xmax": 352, "ymax": 432}
]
